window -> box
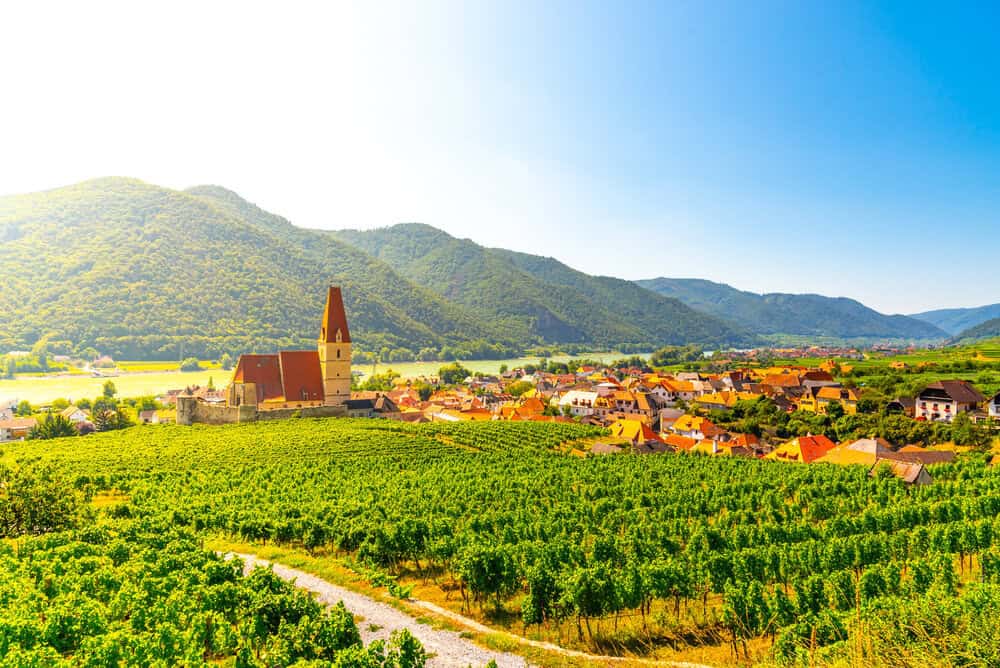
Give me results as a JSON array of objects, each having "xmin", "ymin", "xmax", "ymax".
[{"xmin": 336, "ymin": 349, "xmax": 341, "ymax": 359}]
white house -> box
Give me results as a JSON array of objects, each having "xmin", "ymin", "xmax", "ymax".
[
  {"xmin": 558, "ymin": 390, "xmax": 599, "ymax": 417},
  {"xmin": 60, "ymin": 406, "xmax": 91, "ymax": 424},
  {"xmin": 990, "ymin": 392, "xmax": 1000, "ymax": 419},
  {"xmin": 914, "ymin": 380, "xmax": 985, "ymax": 423},
  {"xmin": 0, "ymin": 400, "xmax": 14, "ymax": 422}
]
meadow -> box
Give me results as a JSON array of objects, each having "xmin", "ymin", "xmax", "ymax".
[{"xmin": 6, "ymin": 418, "xmax": 1000, "ymax": 666}]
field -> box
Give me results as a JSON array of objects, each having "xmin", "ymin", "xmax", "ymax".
[
  {"xmin": 0, "ymin": 369, "xmax": 223, "ymax": 404},
  {"xmin": 0, "ymin": 351, "xmax": 644, "ymax": 405},
  {"xmin": 6, "ymin": 419, "xmax": 1000, "ymax": 666}
]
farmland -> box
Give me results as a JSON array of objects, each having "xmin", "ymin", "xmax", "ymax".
[{"xmin": 6, "ymin": 419, "xmax": 1000, "ymax": 666}]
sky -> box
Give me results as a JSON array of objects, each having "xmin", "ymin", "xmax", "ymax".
[{"xmin": 1, "ymin": 1, "xmax": 998, "ymax": 314}]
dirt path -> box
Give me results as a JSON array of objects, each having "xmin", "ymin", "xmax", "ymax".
[
  {"xmin": 228, "ymin": 552, "xmax": 527, "ymax": 668},
  {"xmin": 226, "ymin": 552, "xmax": 714, "ymax": 668}
]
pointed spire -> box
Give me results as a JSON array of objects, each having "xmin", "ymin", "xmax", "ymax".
[{"xmin": 320, "ymin": 286, "xmax": 351, "ymax": 343}]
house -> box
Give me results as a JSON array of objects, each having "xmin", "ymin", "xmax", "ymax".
[
  {"xmin": 0, "ymin": 400, "xmax": 14, "ymax": 421},
  {"xmin": 695, "ymin": 391, "xmax": 759, "ymax": 411},
  {"xmin": 765, "ymin": 434, "xmax": 837, "ymax": 464},
  {"xmin": 815, "ymin": 386, "xmax": 860, "ymax": 414},
  {"xmin": 990, "ymin": 392, "xmax": 1000, "ymax": 420},
  {"xmin": 0, "ymin": 418, "xmax": 36, "ymax": 442},
  {"xmin": 139, "ymin": 409, "xmax": 176, "ymax": 424},
  {"xmin": 608, "ymin": 418, "xmax": 663, "ymax": 443},
  {"xmin": 886, "ymin": 397, "xmax": 916, "ymax": 417},
  {"xmin": 814, "ymin": 437, "xmax": 894, "ymax": 466},
  {"xmin": 558, "ymin": 390, "xmax": 599, "ymax": 417},
  {"xmin": 670, "ymin": 415, "xmax": 725, "ymax": 441},
  {"xmin": 914, "ymin": 380, "xmax": 985, "ymax": 423},
  {"xmin": 60, "ymin": 405, "xmax": 91, "ymax": 424},
  {"xmin": 869, "ymin": 458, "xmax": 932, "ymax": 485}
]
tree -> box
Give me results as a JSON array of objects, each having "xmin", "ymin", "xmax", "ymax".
[
  {"xmin": 219, "ymin": 353, "xmax": 233, "ymax": 370},
  {"xmin": 180, "ymin": 357, "xmax": 202, "ymax": 372},
  {"xmin": 102, "ymin": 380, "xmax": 117, "ymax": 399},
  {"xmin": 28, "ymin": 413, "xmax": 77, "ymax": 440},
  {"xmin": 438, "ymin": 363, "xmax": 471, "ymax": 386},
  {"xmin": 3, "ymin": 357, "xmax": 14, "ymax": 379},
  {"xmin": 498, "ymin": 364, "xmax": 508, "ymax": 374},
  {"xmin": 15, "ymin": 400, "xmax": 32, "ymax": 416}
]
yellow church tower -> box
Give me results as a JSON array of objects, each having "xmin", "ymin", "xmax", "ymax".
[{"xmin": 317, "ymin": 286, "xmax": 352, "ymax": 406}]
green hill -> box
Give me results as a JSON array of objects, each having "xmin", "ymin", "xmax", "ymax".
[
  {"xmin": 910, "ymin": 304, "xmax": 1000, "ymax": 336},
  {"xmin": 333, "ymin": 224, "xmax": 752, "ymax": 349},
  {"xmin": 0, "ymin": 179, "xmax": 751, "ymax": 360},
  {"xmin": 637, "ymin": 277, "xmax": 947, "ymax": 341},
  {"xmin": 0, "ymin": 179, "xmax": 518, "ymax": 360},
  {"xmin": 952, "ymin": 318, "xmax": 1000, "ymax": 343}
]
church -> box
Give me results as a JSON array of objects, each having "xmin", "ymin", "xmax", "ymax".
[{"xmin": 227, "ymin": 286, "xmax": 352, "ymax": 409}]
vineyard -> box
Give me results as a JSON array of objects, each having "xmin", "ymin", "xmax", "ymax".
[
  {"xmin": 6, "ymin": 419, "xmax": 1000, "ymax": 666},
  {"xmin": 0, "ymin": 519, "xmax": 425, "ymax": 666}
]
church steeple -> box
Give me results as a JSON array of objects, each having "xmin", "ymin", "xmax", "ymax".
[
  {"xmin": 320, "ymin": 286, "xmax": 351, "ymax": 343},
  {"xmin": 318, "ymin": 286, "xmax": 352, "ymax": 406}
]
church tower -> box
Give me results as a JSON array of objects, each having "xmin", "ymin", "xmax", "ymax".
[{"xmin": 318, "ymin": 286, "xmax": 352, "ymax": 406}]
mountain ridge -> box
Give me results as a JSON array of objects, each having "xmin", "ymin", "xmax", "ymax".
[{"xmin": 637, "ymin": 277, "xmax": 946, "ymax": 341}]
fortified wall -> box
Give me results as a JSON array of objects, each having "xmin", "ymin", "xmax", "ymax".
[{"xmin": 176, "ymin": 396, "xmax": 347, "ymax": 425}]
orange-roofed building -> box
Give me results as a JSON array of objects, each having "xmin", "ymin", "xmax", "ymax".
[
  {"xmin": 608, "ymin": 418, "xmax": 662, "ymax": 443},
  {"xmin": 226, "ymin": 286, "xmax": 352, "ymax": 410},
  {"xmin": 663, "ymin": 433, "xmax": 698, "ymax": 451},
  {"xmin": 765, "ymin": 435, "xmax": 837, "ymax": 464}
]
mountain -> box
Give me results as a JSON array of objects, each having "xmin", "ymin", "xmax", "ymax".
[
  {"xmin": 910, "ymin": 304, "xmax": 1000, "ymax": 336},
  {"xmin": 636, "ymin": 277, "xmax": 947, "ymax": 341},
  {"xmin": 0, "ymin": 178, "xmax": 522, "ymax": 360},
  {"xmin": 952, "ymin": 318, "xmax": 1000, "ymax": 343},
  {"xmin": 333, "ymin": 224, "xmax": 752, "ymax": 349},
  {"xmin": 0, "ymin": 179, "xmax": 751, "ymax": 360}
]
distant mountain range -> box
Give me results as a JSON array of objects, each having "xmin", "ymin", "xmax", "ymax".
[
  {"xmin": 636, "ymin": 278, "xmax": 947, "ymax": 341},
  {"xmin": 0, "ymin": 178, "xmax": 979, "ymax": 361},
  {"xmin": 909, "ymin": 304, "xmax": 1000, "ymax": 336},
  {"xmin": 949, "ymin": 317, "xmax": 1000, "ymax": 343}
]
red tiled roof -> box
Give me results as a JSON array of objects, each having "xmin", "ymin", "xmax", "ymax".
[
  {"xmin": 320, "ymin": 286, "xmax": 351, "ymax": 343},
  {"xmin": 278, "ymin": 351, "xmax": 325, "ymax": 403},
  {"xmin": 798, "ymin": 435, "xmax": 837, "ymax": 463},
  {"xmin": 233, "ymin": 354, "xmax": 284, "ymax": 402}
]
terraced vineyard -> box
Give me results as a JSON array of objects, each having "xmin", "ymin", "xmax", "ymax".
[{"xmin": 5, "ymin": 419, "xmax": 1000, "ymax": 666}]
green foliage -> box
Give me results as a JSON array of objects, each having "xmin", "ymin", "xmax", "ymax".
[
  {"xmin": 179, "ymin": 357, "xmax": 202, "ymax": 371},
  {"xmin": 101, "ymin": 380, "xmax": 116, "ymax": 398},
  {"xmin": 649, "ymin": 345, "xmax": 704, "ymax": 367},
  {"xmin": 28, "ymin": 413, "xmax": 77, "ymax": 440},
  {"xmin": 0, "ymin": 465, "xmax": 79, "ymax": 536},
  {"xmin": 0, "ymin": 521, "xmax": 424, "ymax": 666},
  {"xmin": 437, "ymin": 362, "xmax": 471, "ymax": 386}
]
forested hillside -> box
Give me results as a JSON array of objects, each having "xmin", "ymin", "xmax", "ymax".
[
  {"xmin": 637, "ymin": 277, "xmax": 947, "ymax": 341},
  {"xmin": 0, "ymin": 179, "xmax": 516, "ymax": 360},
  {"xmin": 0, "ymin": 179, "xmax": 749, "ymax": 360},
  {"xmin": 953, "ymin": 318, "xmax": 1000, "ymax": 343},
  {"xmin": 911, "ymin": 303, "xmax": 1000, "ymax": 336},
  {"xmin": 334, "ymin": 224, "xmax": 751, "ymax": 350}
]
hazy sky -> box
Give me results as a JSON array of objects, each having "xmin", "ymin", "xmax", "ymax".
[{"xmin": 2, "ymin": 1, "xmax": 998, "ymax": 314}]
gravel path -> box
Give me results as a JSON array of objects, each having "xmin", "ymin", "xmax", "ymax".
[
  {"xmin": 227, "ymin": 552, "xmax": 527, "ymax": 668},
  {"xmin": 227, "ymin": 552, "xmax": 714, "ymax": 668}
]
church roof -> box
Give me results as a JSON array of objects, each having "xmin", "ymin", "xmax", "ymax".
[
  {"xmin": 320, "ymin": 286, "xmax": 351, "ymax": 343},
  {"xmin": 233, "ymin": 354, "xmax": 284, "ymax": 402},
  {"xmin": 278, "ymin": 351, "xmax": 324, "ymax": 402}
]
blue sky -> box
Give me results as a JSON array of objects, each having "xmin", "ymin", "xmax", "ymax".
[{"xmin": 2, "ymin": 1, "xmax": 997, "ymax": 313}]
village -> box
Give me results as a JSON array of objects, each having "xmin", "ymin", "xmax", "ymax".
[{"xmin": 3, "ymin": 286, "xmax": 999, "ymax": 489}]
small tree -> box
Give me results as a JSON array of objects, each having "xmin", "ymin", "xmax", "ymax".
[
  {"xmin": 102, "ymin": 380, "xmax": 117, "ymax": 399},
  {"xmin": 15, "ymin": 400, "xmax": 32, "ymax": 416},
  {"xmin": 28, "ymin": 413, "xmax": 77, "ymax": 440},
  {"xmin": 180, "ymin": 357, "xmax": 202, "ymax": 372},
  {"xmin": 219, "ymin": 353, "xmax": 233, "ymax": 370}
]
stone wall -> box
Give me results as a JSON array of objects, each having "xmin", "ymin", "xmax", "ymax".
[{"xmin": 177, "ymin": 396, "xmax": 346, "ymax": 425}]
